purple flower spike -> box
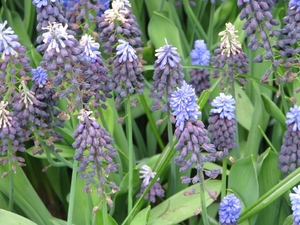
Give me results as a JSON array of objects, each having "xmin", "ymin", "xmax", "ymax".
[
  {"xmin": 170, "ymin": 81, "xmax": 201, "ymax": 131},
  {"xmin": 32, "ymin": 67, "xmax": 48, "ymax": 87},
  {"xmin": 286, "ymin": 105, "xmax": 300, "ymax": 132},
  {"xmin": 210, "ymin": 93, "xmax": 236, "ymax": 120},
  {"xmin": 289, "ymin": 0, "xmax": 300, "ymax": 12},
  {"xmin": 116, "ymin": 39, "xmax": 137, "ymax": 63},
  {"xmin": 219, "ymin": 194, "xmax": 242, "ymax": 225},
  {"xmin": 290, "ymin": 185, "xmax": 300, "ymax": 224},
  {"xmin": 0, "ymin": 21, "xmax": 21, "ymax": 59},
  {"xmin": 190, "ymin": 40, "xmax": 210, "ymax": 66}
]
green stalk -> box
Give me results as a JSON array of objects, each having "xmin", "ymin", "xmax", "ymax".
[
  {"xmin": 126, "ymin": 96, "xmax": 134, "ymax": 213},
  {"xmin": 207, "ymin": 3, "xmax": 215, "ymax": 49},
  {"xmin": 101, "ymin": 195, "xmax": 109, "ymax": 225},
  {"xmin": 8, "ymin": 141, "xmax": 14, "ymax": 211},
  {"xmin": 167, "ymin": 117, "xmax": 176, "ymax": 196},
  {"xmin": 198, "ymin": 167, "xmax": 209, "ymax": 225},
  {"xmin": 182, "ymin": 0, "xmax": 208, "ymax": 42},
  {"xmin": 67, "ymin": 160, "xmax": 78, "ymax": 225},
  {"xmin": 221, "ymin": 158, "xmax": 227, "ymax": 199}
]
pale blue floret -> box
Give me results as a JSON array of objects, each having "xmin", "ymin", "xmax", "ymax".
[
  {"xmin": 0, "ymin": 21, "xmax": 21, "ymax": 59},
  {"xmin": 155, "ymin": 41, "xmax": 181, "ymax": 69},
  {"xmin": 116, "ymin": 39, "xmax": 137, "ymax": 63},
  {"xmin": 210, "ymin": 93, "xmax": 236, "ymax": 120},
  {"xmin": 32, "ymin": 67, "xmax": 48, "ymax": 86},
  {"xmin": 289, "ymin": 0, "xmax": 300, "ymax": 12},
  {"xmin": 219, "ymin": 194, "xmax": 242, "ymax": 225},
  {"xmin": 170, "ymin": 81, "xmax": 201, "ymax": 131},
  {"xmin": 286, "ymin": 105, "xmax": 300, "ymax": 132},
  {"xmin": 32, "ymin": 0, "xmax": 56, "ymax": 8},
  {"xmin": 290, "ymin": 185, "xmax": 300, "ymax": 223},
  {"xmin": 190, "ymin": 40, "xmax": 210, "ymax": 66},
  {"xmin": 79, "ymin": 34, "xmax": 101, "ymax": 62}
]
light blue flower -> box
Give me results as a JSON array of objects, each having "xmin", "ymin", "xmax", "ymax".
[
  {"xmin": 32, "ymin": 0, "xmax": 56, "ymax": 8},
  {"xmin": 32, "ymin": 67, "xmax": 48, "ymax": 86},
  {"xmin": 210, "ymin": 93, "xmax": 236, "ymax": 120},
  {"xmin": 170, "ymin": 81, "xmax": 201, "ymax": 130},
  {"xmin": 97, "ymin": 0, "xmax": 111, "ymax": 16},
  {"xmin": 190, "ymin": 40, "xmax": 210, "ymax": 66},
  {"xmin": 79, "ymin": 34, "xmax": 101, "ymax": 62},
  {"xmin": 0, "ymin": 21, "xmax": 21, "ymax": 59},
  {"xmin": 155, "ymin": 40, "xmax": 181, "ymax": 69},
  {"xmin": 286, "ymin": 105, "xmax": 300, "ymax": 132},
  {"xmin": 290, "ymin": 185, "xmax": 300, "ymax": 223},
  {"xmin": 219, "ymin": 194, "xmax": 242, "ymax": 225},
  {"xmin": 289, "ymin": 0, "xmax": 300, "ymax": 12},
  {"xmin": 116, "ymin": 39, "xmax": 137, "ymax": 63}
]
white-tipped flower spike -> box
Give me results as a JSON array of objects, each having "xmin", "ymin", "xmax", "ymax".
[
  {"xmin": 286, "ymin": 105, "xmax": 300, "ymax": 132},
  {"xmin": 79, "ymin": 34, "xmax": 101, "ymax": 62},
  {"xmin": 0, "ymin": 20, "xmax": 21, "ymax": 59},
  {"xmin": 219, "ymin": 23, "xmax": 242, "ymax": 57},
  {"xmin": 0, "ymin": 101, "xmax": 11, "ymax": 128},
  {"xmin": 116, "ymin": 39, "xmax": 137, "ymax": 63},
  {"xmin": 104, "ymin": 0, "xmax": 129, "ymax": 23},
  {"xmin": 210, "ymin": 93, "xmax": 236, "ymax": 120},
  {"xmin": 42, "ymin": 22, "xmax": 74, "ymax": 53}
]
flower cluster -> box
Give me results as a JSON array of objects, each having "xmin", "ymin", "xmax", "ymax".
[
  {"xmin": 136, "ymin": 165, "xmax": 165, "ymax": 203},
  {"xmin": 98, "ymin": 0, "xmax": 143, "ymax": 60},
  {"xmin": 149, "ymin": 41, "xmax": 185, "ymax": 111},
  {"xmin": 79, "ymin": 34, "xmax": 112, "ymax": 109},
  {"xmin": 73, "ymin": 109, "xmax": 119, "ymax": 198},
  {"xmin": 239, "ymin": 0, "xmax": 279, "ymax": 61},
  {"xmin": 109, "ymin": 39, "xmax": 144, "ymax": 108},
  {"xmin": 208, "ymin": 93, "xmax": 236, "ymax": 155},
  {"xmin": 278, "ymin": 105, "xmax": 300, "ymax": 173},
  {"xmin": 170, "ymin": 81, "xmax": 201, "ymax": 130},
  {"xmin": 189, "ymin": 40, "xmax": 211, "ymax": 96},
  {"xmin": 212, "ymin": 23, "xmax": 249, "ymax": 86},
  {"xmin": 218, "ymin": 194, "xmax": 242, "ymax": 225},
  {"xmin": 290, "ymin": 185, "xmax": 300, "ymax": 224}
]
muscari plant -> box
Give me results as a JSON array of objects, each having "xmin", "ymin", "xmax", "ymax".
[{"xmin": 2, "ymin": 0, "xmax": 300, "ymax": 225}]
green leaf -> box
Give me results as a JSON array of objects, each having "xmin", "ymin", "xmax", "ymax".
[
  {"xmin": 148, "ymin": 11, "xmax": 184, "ymax": 59},
  {"xmin": 228, "ymin": 156, "xmax": 259, "ymax": 225},
  {"xmin": 0, "ymin": 209, "xmax": 37, "ymax": 225},
  {"xmin": 256, "ymin": 150, "xmax": 282, "ymax": 225},
  {"xmin": 234, "ymin": 84, "xmax": 254, "ymax": 131},
  {"xmin": 282, "ymin": 215, "xmax": 293, "ymax": 225},
  {"xmin": 261, "ymin": 93, "xmax": 286, "ymax": 131},
  {"xmin": 0, "ymin": 166, "xmax": 53, "ymax": 225},
  {"xmin": 26, "ymin": 144, "xmax": 75, "ymax": 159},
  {"xmin": 148, "ymin": 180, "xmax": 222, "ymax": 224},
  {"xmin": 131, "ymin": 205, "xmax": 151, "ymax": 225}
]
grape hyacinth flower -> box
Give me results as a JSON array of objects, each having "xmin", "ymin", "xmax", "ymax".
[
  {"xmin": 149, "ymin": 40, "xmax": 185, "ymax": 112},
  {"xmin": 73, "ymin": 109, "xmax": 119, "ymax": 199},
  {"xmin": 278, "ymin": 105, "xmax": 300, "ymax": 173},
  {"xmin": 170, "ymin": 81, "xmax": 201, "ymax": 131},
  {"xmin": 218, "ymin": 194, "xmax": 242, "ymax": 225},
  {"xmin": 0, "ymin": 101, "xmax": 26, "ymax": 173},
  {"xmin": 170, "ymin": 82, "xmax": 217, "ymax": 183},
  {"xmin": 290, "ymin": 185, "xmax": 300, "ymax": 224},
  {"xmin": 0, "ymin": 21, "xmax": 31, "ymax": 99},
  {"xmin": 98, "ymin": 0, "xmax": 143, "ymax": 61},
  {"xmin": 208, "ymin": 93, "xmax": 236, "ymax": 156},
  {"xmin": 189, "ymin": 40, "xmax": 211, "ymax": 96},
  {"xmin": 238, "ymin": 0, "xmax": 279, "ymax": 63},
  {"xmin": 79, "ymin": 34, "xmax": 112, "ymax": 108},
  {"xmin": 109, "ymin": 39, "xmax": 144, "ymax": 108},
  {"xmin": 212, "ymin": 23, "xmax": 249, "ymax": 87},
  {"xmin": 32, "ymin": 66, "xmax": 48, "ymax": 87},
  {"xmin": 33, "ymin": 0, "xmax": 67, "ymax": 32},
  {"xmin": 136, "ymin": 165, "xmax": 165, "ymax": 203}
]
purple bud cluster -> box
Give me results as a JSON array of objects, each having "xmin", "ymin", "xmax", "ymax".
[
  {"xmin": 174, "ymin": 120, "xmax": 217, "ymax": 183},
  {"xmin": 149, "ymin": 42, "xmax": 185, "ymax": 112},
  {"xmin": 239, "ymin": 0, "xmax": 279, "ymax": 61},
  {"xmin": 109, "ymin": 40, "xmax": 144, "ymax": 108},
  {"xmin": 208, "ymin": 94, "xmax": 236, "ymax": 155},
  {"xmin": 33, "ymin": 0, "xmax": 67, "ymax": 32},
  {"xmin": 278, "ymin": 105, "xmax": 300, "ymax": 173},
  {"xmin": 212, "ymin": 45, "xmax": 249, "ymax": 85},
  {"xmin": 73, "ymin": 110, "xmax": 119, "ymax": 195},
  {"xmin": 189, "ymin": 40, "xmax": 211, "ymax": 96},
  {"xmin": 97, "ymin": 1, "xmax": 143, "ymax": 61}
]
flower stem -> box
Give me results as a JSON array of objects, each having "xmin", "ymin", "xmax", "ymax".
[
  {"xmin": 221, "ymin": 157, "xmax": 227, "ymax": 199},
  {"xmin": 198, "ymin": 167, "xmax": 209, "ymax": 225},
  {"xmin": 8, "ymin": 141, "xmax": 14, "ymax": 211},
  {"xmin": 126, "ymin": 96, "xmax": 134, "ymax": 213},
  {"xmin": 67, "ymin": 160, "xmax": 78, "ymax": 225},
  {"xmin": 167, "ymin": 116, "xmax": 176, "ymax": 195}
]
